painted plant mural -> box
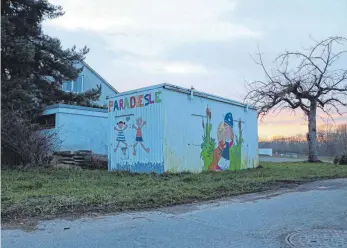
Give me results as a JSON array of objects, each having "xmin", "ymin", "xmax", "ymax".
[
  {"xmin": 200, "ymin": 107, "xmax": 216, "ymax": 170},
  {"xmin": 200, "ymin": 107, "xmax": 244, "ymax": 171}
]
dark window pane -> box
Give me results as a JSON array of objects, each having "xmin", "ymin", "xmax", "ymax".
[{"xmin": 36, "ymin": 114, "xmax": 56, "ymax": 129}]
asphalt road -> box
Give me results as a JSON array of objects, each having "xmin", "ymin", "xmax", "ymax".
[{"xmin": 2, "ymin": 179, "xmax": 347, "ymax": 248}]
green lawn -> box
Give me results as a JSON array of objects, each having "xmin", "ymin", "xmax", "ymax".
[{"xmin": 2, "ymin": 162, "xmax": 347, "ymax": 222}]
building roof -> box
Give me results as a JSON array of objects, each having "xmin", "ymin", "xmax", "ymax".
[
  {"xmin": 81, "ymin": 61, "xmax": 119, "ymax": 94},
  {"xmin": 108, "ymin": 83, "xmax": 257, "ymax": 110},
  {"xmin": 43, "ymin": 104, "xmax": 108, "ymax": 113}
]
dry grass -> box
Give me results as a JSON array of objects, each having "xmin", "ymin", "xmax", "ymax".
[{"xmin": 2, "ymin": 162, "xmax": 347, "ymax": 222}]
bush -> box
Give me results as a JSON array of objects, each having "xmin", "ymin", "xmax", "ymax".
[
  {"xmin": 1, "ymin": 110, "xmax": 61, "ymax": 168},
  {"xmin": 333, "ymin": 156, "xmax": 340, "ymax": 164},
  {"xmin": 333, "ymin": 153, "xmax": 347, "ymax": 165},
  {"xmin": 81, "ymin": 154, "xmax": 107, "ymax": 170}
]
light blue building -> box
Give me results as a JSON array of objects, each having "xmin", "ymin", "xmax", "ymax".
[
  {"xmin": 40, "ymin": 62, "xmax": 118, "ymax": 155},
  {"xmin": 41, "ymin": 104, "xmax": 108, "ymax": 154},
  {"xmin": 61, "ymin": 61, "xmax": 118, "ymax": 106},
  {"xmin": 108, "ymin": 84, "xmax": 258, "ymax": 173}
]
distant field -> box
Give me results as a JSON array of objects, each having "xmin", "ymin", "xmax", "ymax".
[
  {"xmin": 2, "ymin": 162, "xmax": 347, "ymax": 224},
  {"xmin": 259, "ymin": 155, "xmax": 334, "ymax": 163}
]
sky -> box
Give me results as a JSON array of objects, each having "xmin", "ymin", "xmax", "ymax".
[{"xmin": 44, "ymin": 0, "xmax": 347, "ymax": 138}]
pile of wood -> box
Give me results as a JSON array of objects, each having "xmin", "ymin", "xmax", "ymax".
[{"xmin": 51, "ymin": 150, "xmax": 107, "ymax": 169}]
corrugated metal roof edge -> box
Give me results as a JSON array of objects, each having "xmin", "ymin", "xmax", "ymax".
[
  {"xmin": 107, "ymin": 83, "xmax": 257, "ymax": 111},
  {"xmin": 44, "ymin": 104, "xmax": 108, "ymax": 113}
]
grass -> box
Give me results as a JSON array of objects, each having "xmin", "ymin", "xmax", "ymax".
[{"xmin": 2, "ymin": 162, "xmax": 347, "ymax": 223}]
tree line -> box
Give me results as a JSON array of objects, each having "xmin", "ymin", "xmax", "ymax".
[{"xmin": 259, "ymin": 124, "xmax": 347, "ymax": 157}]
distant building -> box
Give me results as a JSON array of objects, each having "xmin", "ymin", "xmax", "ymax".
[
  {"xmin": 259, "ymin": 148, "xmax": 273, "ymax": 156},
  {"xmin": 39, "ymin": 62, "xmax": 118, "ymax": 155}
]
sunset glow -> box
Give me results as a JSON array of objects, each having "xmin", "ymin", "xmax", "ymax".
[{"xmin": 258, "ymin": 110, "xmax": 347, "ymax": 139}]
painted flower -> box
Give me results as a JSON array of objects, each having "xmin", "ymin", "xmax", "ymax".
[{"xmin": 206, "ymin": 107, "xmax": 211, "ymax": 119}]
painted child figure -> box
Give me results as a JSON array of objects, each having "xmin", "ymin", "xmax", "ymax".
[
  {"xmin": 219, "ymin": 112, "xmax": 234, "ymax": 170},
  {"xmin": 208, "ymin": 112, "xmax": 234, "ymax": 171},
  {"xmin": 132, "ymin": 117, "xmax": 150, "ymax": 155},
  {"xmin": 114, "ymin": 121, "xmax": 128, "ymax": 155}
]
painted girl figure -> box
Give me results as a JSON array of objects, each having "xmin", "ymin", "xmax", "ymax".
[
  {"xmin": 219, "ymin": 112, "xmax": 234, "ymax": 169},
  {"xmin": 132, "ymin": 117, "xmax": 150, "ymax": 155},
  {"xmin": 114, "ymin": 121, "xmax": 128, "ymax": 155},
  {"xmin": 209, "ymin": 113, "xmax": 234, "ymax": 171}
]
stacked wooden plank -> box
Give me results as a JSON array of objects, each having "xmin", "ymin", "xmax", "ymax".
[{"xmin": 51, "ymin": 150, "xmax": 107, "ymax": 169}]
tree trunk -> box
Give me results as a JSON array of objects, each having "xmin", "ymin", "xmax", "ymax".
[{"xmin": 307, "ymin": 100, "xmax": 319, "ymax": 162}]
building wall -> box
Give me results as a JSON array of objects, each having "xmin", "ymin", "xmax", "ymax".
[
  {"xmin": 259, "ymin": 148, "xmax": 273, "ymax": 156},
  {"xmin": 79, "ymin": 65, "xmax": 116, "ymax": 106},
  {"xmin": 163, "ymin": 89, "xmax": 258, "ymax": 173},
  {"xmin": 62, "ymin": 62, "xmax": 117, "ymax": 106},
  {"xmin": 43, "ymin": 104, "xmax": 108, "ymax": 155},
  {"xmin": 108, "ymin": 87, "xmax": 164, "ymax": 173},
  {"xmin": 107, "ymin": 84, "xmax": 258, "ymax": 174}
]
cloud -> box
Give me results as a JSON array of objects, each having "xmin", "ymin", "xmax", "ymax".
[
  {"xmin": 46, "ymin": 0, "xmax": 261, "ymax": 71},
  {"xmin": 113, "ymin": 56, "xmax": 209, "ymax": 74},
  {"xmin": 44, "ymin": 0, "xmax": 347, "ymax": 137}
]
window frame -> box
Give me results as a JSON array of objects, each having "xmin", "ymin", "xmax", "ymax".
[
  {"xmin": 37, "ymin": 114, "xmax": 56, "ymax": 129},
  {"xmin": 62, "ymin": 75, "xmax": 84, "ymax": 93}
]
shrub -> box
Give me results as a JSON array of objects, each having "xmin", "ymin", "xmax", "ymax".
[
  {"xmin": 1, "ymin": 110, "xmax": 61, "ymax": 168},
  {"xmin": 81, "ymin": 155, "xmax": 107, "ymax": 170},
  {"xmin": 333, "ymin": 156, "xmax": 340, "ymax": 164},
  {"xmin": 334, "ymin": 153, "xmax": 347, "ymax": 165}
]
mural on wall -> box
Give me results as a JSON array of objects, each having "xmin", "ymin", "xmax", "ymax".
[
  {"xmin": 110, "ymin": 91, "xmax": 163, "ymax": 173},
  {"xmin": 200, "ymin": 107, "xmax": 216, "ymax": 170},
  {"xmin": 108, "ymin": 91, "xmax": 162, "ymax": 112},
  {"xmin": 114, "ymin": 120, "xmax": 128, "ymax": 156},
  {"xmin": 112, "ymin": 116, "xmax": 163, "ymax": 173},
  {"xmin": 114, "ymin": 116, "xmax": 151, "ymax": 158},
  {"xmin": 229, "ymin": 119, "xmax": 244, "ymax": 171},
  {"xmin": 132, "ymin": 117, "xmax": 150, "ymax": 155},
  {"xmin": 200, "ymin": 107, "xmax": 244, "ymax": 171}
]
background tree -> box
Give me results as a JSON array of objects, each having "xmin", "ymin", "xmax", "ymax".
[
  {"xmin": 1, "ymin": 0, "xmax": 101, "ymax": 166},
  {"xmin": 245, "ymin": 37, "xmax": 347, "ymax": 162},
  {"xmin": 259, "ymin": 124, "xmax": 347, "ymax": 158}
]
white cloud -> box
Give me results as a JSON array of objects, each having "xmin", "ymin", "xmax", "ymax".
[
  {"xmin": 46, "ymin": 0, "xmax": 261, "ymax": 72},
  {"xmin": 113, "ymin": 57, "xmax": 209, "ymax": 74}
]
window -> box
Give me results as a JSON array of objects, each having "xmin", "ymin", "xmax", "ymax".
[
  {"xmin": 62, "ymin": 81, "xmax": 72, "ymax": 92},
  {"xmin": 62, "ymin": 75, "xmax": 84, "ymax": 93},
  {"xmin": 74, "ymin": 75, "xmax": 84, "ymax": 93},
  {"xmin": 36, "ymin": 114, "xmax": 56, "ymax": 129}
]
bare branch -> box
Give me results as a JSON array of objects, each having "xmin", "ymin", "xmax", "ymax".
[{"xmin": 245, "ymin": 36, "xmax": 347, "ymax": 120}]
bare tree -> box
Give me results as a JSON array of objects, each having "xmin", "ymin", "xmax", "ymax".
[
  {"xmin": 246, "ymin": 37, "xmax": 347, "ymax": 162},
  {"xmin": 1, "ymin": 109, "xmax": 61, "ymax": 167}
]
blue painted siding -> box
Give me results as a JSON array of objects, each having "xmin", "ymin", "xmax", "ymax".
[
  {"xmin": 108, "ymin": 84, "xmax": 258, "ymax": 173},
  {"xmin": 43, "ymin": 104, "xmax": 108, "ymax": 155},
  {"xmin": 62, "ymin": 62, "xmax": 117, "ymax": 107},
  {"xmin": 78, "ymin": 64, "xmax": 116, "ymax": 106},
  {"xmin": 163, "ymin": 89, "xmax": 258, "ymax": 172},
  {"xmin": 108, "ymin": 88, "xmax": 164, "ymax": 173}
]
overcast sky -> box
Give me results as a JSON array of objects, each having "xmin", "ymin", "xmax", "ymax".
[{"xmin": 44, "ymin": 0, "xmax": 347, "ymax": 138}]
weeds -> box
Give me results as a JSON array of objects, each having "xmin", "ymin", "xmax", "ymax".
[{"xmin": 2, "ymin": 162, "xmax": 347, "ymax": 222}]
